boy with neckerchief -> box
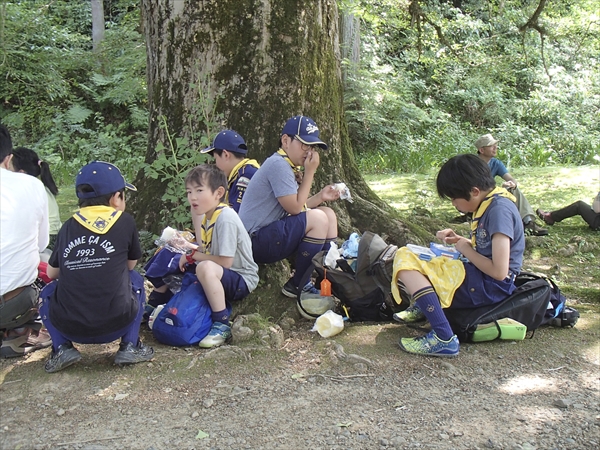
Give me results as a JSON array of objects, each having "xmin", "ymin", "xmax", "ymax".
[
  {"xmin": 143, "ymin": 130, "xmax": 260, "ymax": 315},
  {"xmin": 238, "ymin": 116, "xmax": 340, "ymax": 298},
  {"xmin": 392, "ymin": 154, "xmax": 524, "ymax": 357},
  {"xmin": 177, "ymin": 164, "xmax": 258, "ymax": 348},
  {"xmin": 40, "ymin": 161, "xmax": 153, "ymax": 372}
]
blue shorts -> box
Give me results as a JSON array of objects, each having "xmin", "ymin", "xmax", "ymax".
[
  {"xmin": 219, "ymin": 268, "xmax": 250, "ymax": 304},
  {"xmin": 450, "ymin": 262, "xmax": 517, "ymax": 309},
  {"xmin": 250, "ymin": 213, "xmax": 307, "ymax": 264}
]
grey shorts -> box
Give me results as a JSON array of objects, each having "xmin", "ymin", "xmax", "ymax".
[{"xmin": 0, "ymin": 285, "xmax": 39, "ymax": 330}]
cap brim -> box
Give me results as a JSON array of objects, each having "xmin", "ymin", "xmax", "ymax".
[
  {"xmin": 296, "ymin": 135, "xmax": 328, "ymax": 150},
  {"xmin": 125, "ymin": 182, "xmax": 137, "ymax": 192},
  {"xmin": 200, "ymin": 146, "xmax": 215, "ymax": 154}
]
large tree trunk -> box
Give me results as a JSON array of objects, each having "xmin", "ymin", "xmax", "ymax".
[
  {"xmin": 135, "ymin": 0, "xmax": 418, "ymax": 245},
  {"xmin": 134, "ymin": 0, "xmax": 426, "ymax": 319}
]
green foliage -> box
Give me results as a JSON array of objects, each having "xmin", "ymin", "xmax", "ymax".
[
  {"xmin": 0, "ymin": 0, "xmax": 147, "ymax": 184},
  {"xmin": 342, "ymin": 0, "xmax": 600, "ymax": 173},
  {"xmin": 144, "ymin": 77, "xmax": 220, "ymax": 229}
]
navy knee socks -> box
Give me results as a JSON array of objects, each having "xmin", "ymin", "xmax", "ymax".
[
  {"xmin": 292, "ymin": 236, "xmax": 325, "ymax": 288},
  {"xmin": 414, "ymin": 286, "xmax": 454, "ymax": 340}
]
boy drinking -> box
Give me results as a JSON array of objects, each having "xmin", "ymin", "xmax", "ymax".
[
  {"xmin": 179, "ymin": 164, "xmax": 259, "ymax": 348},
  {"xmin": 41, "ymin": 161, "xmax": 153, "ymax": 372},
  {"xmin": 392, "ymin": 154, "xmax": 524, "ymax": 357},
  {"xmin": 238, "ymin": 115, "xmax": 340, "ymax": 297}
]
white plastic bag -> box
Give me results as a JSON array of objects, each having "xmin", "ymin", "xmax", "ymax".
[
  {"xmin": 334, "ymin": 182, "xmax": 353, "ymax": 203},
  {"xmin": 593, "ymin": 192, "xmax": 600, "ymax": 214},
  {"xmin": 312, "ymin": 310, "xmax": 344, "ymax": 337},
  {"xmin": 324, "ymin": 241, "xmax": 341, "ymax": 269}
]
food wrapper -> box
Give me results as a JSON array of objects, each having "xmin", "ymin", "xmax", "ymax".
[
  {"xmin": 334, "ymin": 182, "xmax": 353, "ymax": 203},
  {"xmin": 155, "ymin": 226, "xmax": 196, "ymax": 254}
]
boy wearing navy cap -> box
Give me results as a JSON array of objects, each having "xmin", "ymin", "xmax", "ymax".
[
  {"xmin": 238, "ymin": 116, "xmax": 340, "ymax": 297},
  {"xmin": 200, "ymin": 130, "xmax": 260, "ymax": 214},
  {"xmin": 40, "ymin": 161, "xmax": 153, "ymax": 372}
]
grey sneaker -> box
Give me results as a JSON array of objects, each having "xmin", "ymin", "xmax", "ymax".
[
  {"xmin": 114, "ymin": 341, "xmax": 154, "ymax": 366},
  {"xmin": 44, "ymin": 342, "xmax": 82, "ymax": 373},
  {"xmin": 393, "ymin": 305, "xmax": 426, "ymax": 323}
]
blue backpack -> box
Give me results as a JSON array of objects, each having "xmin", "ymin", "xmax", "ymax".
[{"xmin": 152, "ymin": 272, "xmax": 229, "ymax": 346}]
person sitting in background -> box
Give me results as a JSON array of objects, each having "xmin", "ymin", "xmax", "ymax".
[
  {"xmin": 537, "ymin": 193, "xmax": 600, "ymax": 231},
  {"xmin": 200, "ymin": 130, "xmax": 260, "ymax": 214},
  {"xmin": 0, "ymin": 124, "xmax": 52, "ymax": 358},
  {"xmin": 475, "ymin": 134, "xmax": 547, "ymax": 236},
  {"xmin": 12, "ymin": 147, "xmax": 62, "ymax": 250}
]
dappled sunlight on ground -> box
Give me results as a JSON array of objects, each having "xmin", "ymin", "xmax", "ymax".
[{"xmin": 499, "ymin": 374, "xmax": 558, "ymax": 395}]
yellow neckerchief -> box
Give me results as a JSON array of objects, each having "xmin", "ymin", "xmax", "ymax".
[
  {"xmin": 200, "ymin": 203, "xmax": 227, "ymax": 254},
  {"xmin": 73, "ymin": 206, "xmax": 122, "ymax": 235},
  {"xmin": 470, "ymin": 187, "xmax": 516, "ymax": 248},
  {"xmin": 276, "ymin": 148, "xmax": 302, "ymax": 174},
  {"xmin": 227, "ymin": 158, "xmax": 260, "ymax": 201},
  {"xmin": 276, "ymin": 148, "xmax": 307, "ymax": 212}
]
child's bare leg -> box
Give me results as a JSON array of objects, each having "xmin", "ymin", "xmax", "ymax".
[
  {"xmin": 316, "ymin": 206, "xmax": 338, "ymax": 240},
  {"xmin": 195, "ymin": 261, "xmax": 227, "ymax": 319}
]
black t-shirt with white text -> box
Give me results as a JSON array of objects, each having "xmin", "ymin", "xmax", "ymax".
[{"xmin": 48, "ymin": 212, "xmax": 142, "ymax": 337}]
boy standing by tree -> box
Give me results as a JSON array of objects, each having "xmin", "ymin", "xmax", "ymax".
[
  {"xmin": 40, "ymin": 161, "xmax": 153, "ymax": 372},
  {"xmin": 475, "ymin": 134, "xmax": 547, "ymax": 236},
  {"xmin": 200, "ymin": 130, "xmax": 260, "ymax": 213},
  {"xmin": 238, "ymin": 115, "xmax": 340, "ymax": 297},
  {"xmin": 393, "ymin": 154, "xmax": 524, "ymax": 357},
  {"xmin": 178, "ymin": 164, "xmax": 259, "ymax": 348}
]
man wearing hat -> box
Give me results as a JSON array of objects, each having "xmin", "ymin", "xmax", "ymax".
[
  {"xmin": 40, "ymin": 161, "xmax": 153, "ymax": 373},
  {"xmin": 200, "ymin": 130, "xmax": 260, "ymax": 213},
  {"xmin": 239, "ymin": 115, "xmax": 340, "ymax": 297},
  {"xmin": 475, "ymin": 134, "xmax": 547, "ymax": 236}
]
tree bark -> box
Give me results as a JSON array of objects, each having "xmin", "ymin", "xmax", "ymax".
[
  {"xmin": 91, "ymin": 0, "xmax": 105, "ymax": 52},
  {"xmin": 134, "ymin": 0, "xmax": 417, "ymax": 246}
]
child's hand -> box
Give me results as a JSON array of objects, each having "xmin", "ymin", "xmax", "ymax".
[
  {"xmin": 502, "ymin": 180, "xmax": 516, "ymax": 189},
  {"xmin": 178, "ymin": 254, "xmax": 188, "ymax": 272},
  {"xmin": 436, "ymin": 228, "xmax": 460, "ymax": 244},
  {"xmin": 304, "ymin": 150, "xmax": 320, "ymax": 173},
  {"xmin": 320, "ymin": 185, "xmax": 341, "ymax": 202}
]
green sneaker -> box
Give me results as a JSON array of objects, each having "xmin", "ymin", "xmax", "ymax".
[
  {"xmin": 399, "ymin": 330, "xmax": 459, "ymax": 357},
  {"xmin": 393, "ymin": 305, "xmax": 426, "ymax": 323}
]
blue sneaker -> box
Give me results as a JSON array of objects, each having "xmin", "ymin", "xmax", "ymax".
[
  {"xmin": 399, "ymin": 330, "xmax": 459, "ymax": 357},
  {"xmin": 198, "ymin": 322, "xmax": 232, "ymax": 348}
]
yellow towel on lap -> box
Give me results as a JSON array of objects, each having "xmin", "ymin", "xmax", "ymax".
[{"xmin": 391, "ymin": 247, "xmax": 466, "ymax": 308}]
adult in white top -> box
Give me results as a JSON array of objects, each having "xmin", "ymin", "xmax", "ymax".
[{"xmin": 0, "ymin": 124, "xmax": 50, "ymax": 353}]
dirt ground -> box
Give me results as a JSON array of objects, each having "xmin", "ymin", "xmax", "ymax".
[{"xmin": 1, "ymin": 297, "xmax": 599, "ymax": 450}]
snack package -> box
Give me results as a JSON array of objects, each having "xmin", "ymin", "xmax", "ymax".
[
  {"xmin": 155, "ymin": 226, "xmax": 196, "ymax": 254},
  {"xmin": 334, "ymin": 182, "xmax": 353, "ymax": 203}
]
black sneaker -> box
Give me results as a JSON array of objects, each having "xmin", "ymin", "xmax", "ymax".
[
  {"xmin": 281, "ymin": 279, "xmax": 320, "ymax": 298},
  {"xmin": 44, "ymin": 342, "xmax": 81, "ymax": 373},
  {"xmin": 114, "ymin": 340, "xmax": 154, "ymax": 366},
  {"xmin": 281, "ymin": 279, "xmax": 298, "ymax": 298},
  {"xmin": 524, "ymin": 221, "xmax": 548, "ymax": 236}
]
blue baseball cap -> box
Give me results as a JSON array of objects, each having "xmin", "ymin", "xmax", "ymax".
[
  {"xmin": 281, "ymin": 115, "xmax": 328, "ymax": 150},
  {"xmin": 200, "ymin": 130, "xmax": 248, "ymax": 155},
  {"xmin": 76, "ymin": 161, "xmax": 137, "ymax": 199}
]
